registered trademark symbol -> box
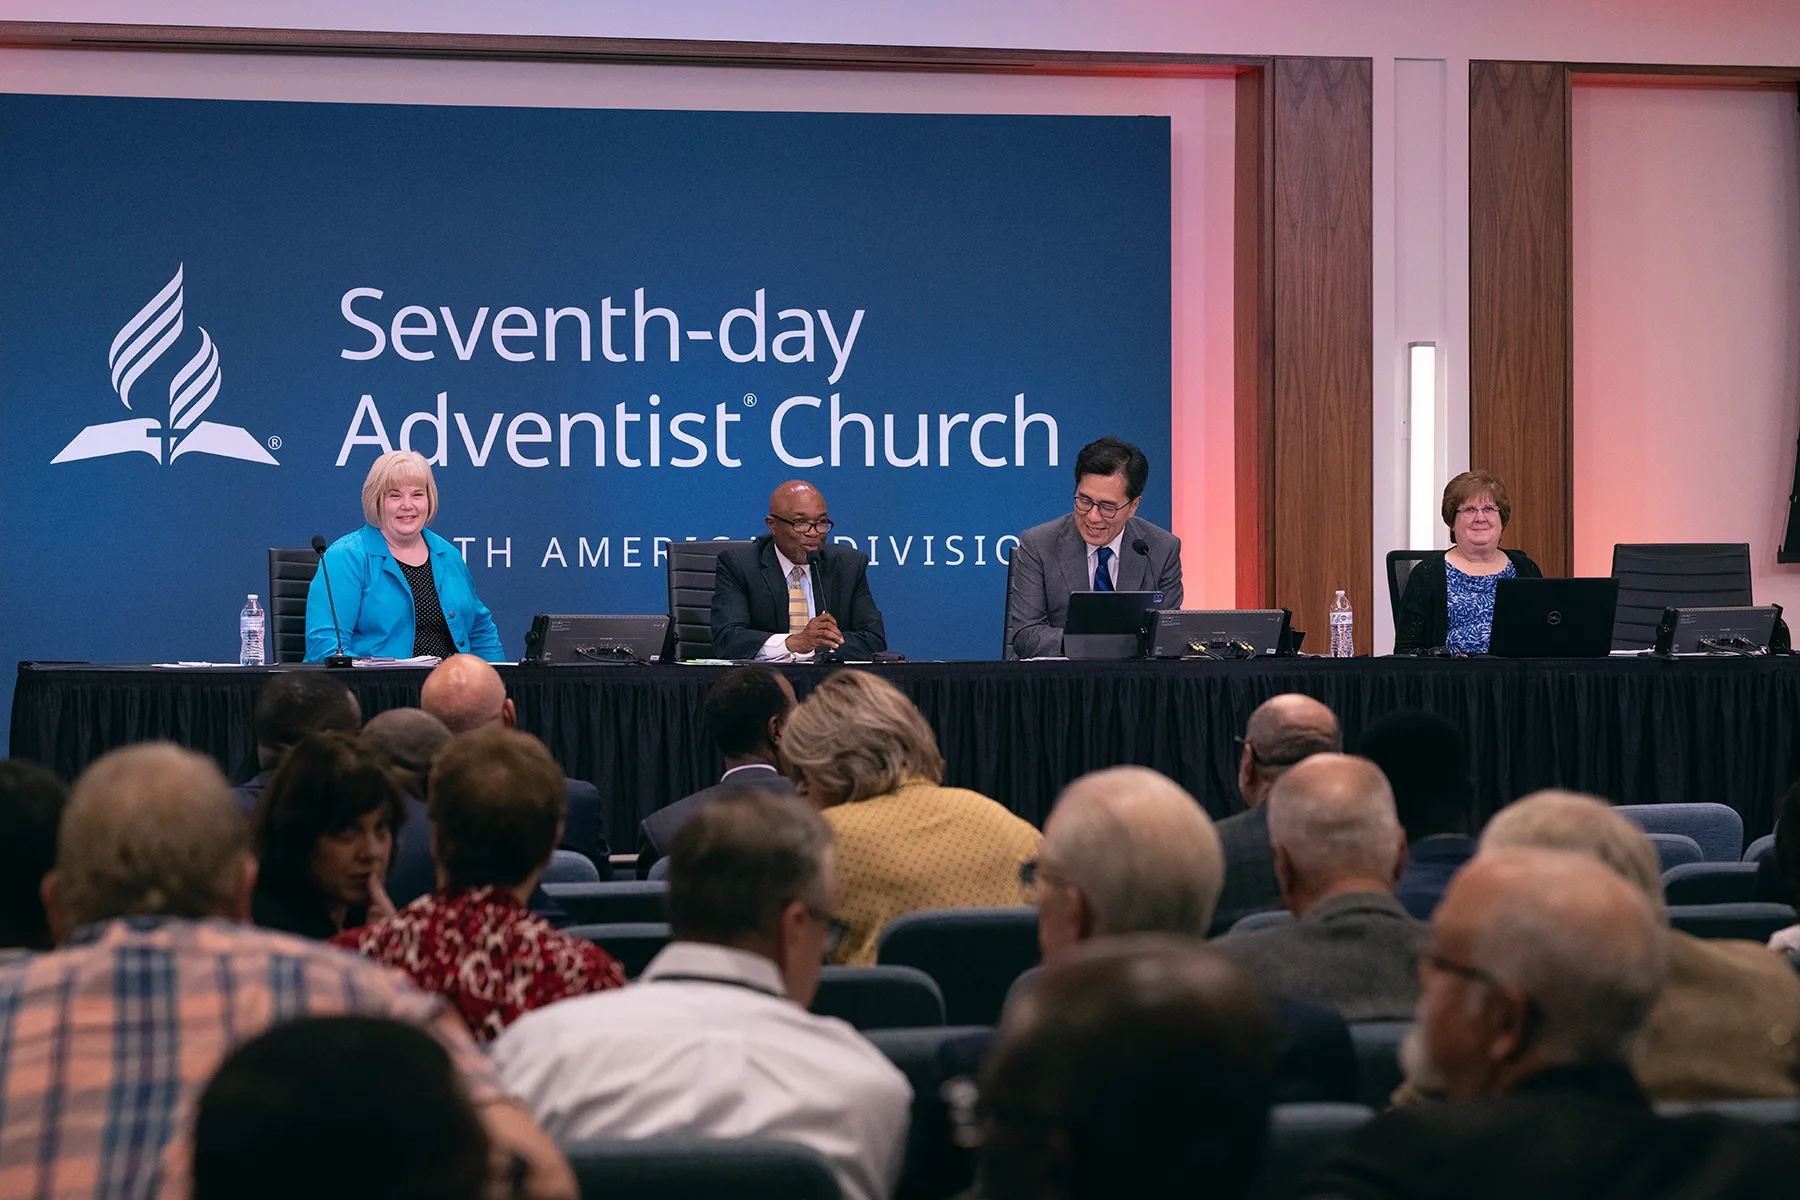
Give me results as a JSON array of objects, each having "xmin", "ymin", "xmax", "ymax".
[
  {"xmin": 742, "ymin": 394, "xmax": 757, "ymax": 407},
  {"xmin": 267, "ymin": 435, "xmax": 282, "ymax": 450}
]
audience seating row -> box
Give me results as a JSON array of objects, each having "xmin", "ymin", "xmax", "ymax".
[
  {"xmin": 1661, "ymin": 861, "xmax": 1762, "ymax": 905},
  {"xmin": 1648, "ymin": 832, "xmax": 1705, "ymax": 871}
]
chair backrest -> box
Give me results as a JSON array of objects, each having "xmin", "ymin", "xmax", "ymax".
[
  {"xmin": 1347, "ymin": 1021, "xmax": 1411, "ymax": 1111},
  {"xmin": 542, "ymin": 880, "xmax": 669, "ymax": 925},
  {"xmin": 543, "ymin": 849, "xmax": 602, "ymax": 884},
  {"xmin": 267, "ymin": 547, "xmax": 319, "ymax": 664},
  {"xmin": 1647, "ymin": 832, "xmax": 1706, "ymax": 872},
  {"xmin": 648, "ymin": 855, "xmax": 671, "ymax": 881},
  {"xmin": 1001, "ymin": 552, "xmax": 1018, "ymax": 661},
  {"xmin": 1385, "ymin": 550, "xmax": 1433, "ymax": 633},
  {"xmin": 565, "ymin": 921, "xmax": 672, "ymax": 978},
  {"xmin": 666, "ymin": 539, "xmax": 756, "ymax": 662},
  {"xmin": 1617, "ymin": 803, "xmax": 1744, "ymax": 862},
  {"xmin": 865, "ymin": 1025, "xmax": 992, "ymax": 1200},
  {"xmin": 1744, "ymin": 832, "xmax": 1777, "ymax": 864},
  {"xmin": 1609, "ymin": 542, "xmax": 1752, "ymax": 651},
  {"xmin": 876, "ymin": 908, "xmax": 1041, "ymax": 1026},
  {"xmin": 1666, "ymin": 902, "xmax": 1798, "ymax": 943},
  {"xmin": 1230, "ymin": 909, "xmax": 1296, "ymax": 935},
  {"xmin": 1655, "ymin": 1099, "xmax": 1800, "ymax": 1132},
  {"xmin": 1661, "ymin": 861, "xmax": 1763, "ymax": 906},
  {"xmin": 811, "ymin": 965, "xmax": 946, "ymax": 1030},
  {"xmin": 564, "ymin": 1136, "xmax": 841, "ymax": 1200},
  {"xmin": 1254, "ymin": 1103, "xmax": 1377, "ymax": 1200}
]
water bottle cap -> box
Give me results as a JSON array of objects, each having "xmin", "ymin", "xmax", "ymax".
[{"xmin": 1335, "ymin": 590, "xmax": 1346, "ymax": 598}]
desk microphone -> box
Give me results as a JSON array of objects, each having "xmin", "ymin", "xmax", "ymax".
[
  {"xmin": 1132, "ymin": 537, "xmax": 1150, "ymax": 559},
  {"xmin": 311, "ymin": 535, "xmax": 355, "ymax": 669},
  {"xmin": 807, "ymin": 549, "xmax": 842, "ymax": 664}
]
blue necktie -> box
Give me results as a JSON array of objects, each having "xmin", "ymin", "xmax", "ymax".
[{"xmin": 1094, "ymin": 546, "xmax": 1114, "ymax": 592}]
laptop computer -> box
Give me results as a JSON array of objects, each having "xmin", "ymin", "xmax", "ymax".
[
  {"xmin": 523, "ymin": 614, "xmax": 669, "ymax": 664},
  {"xmin": 1487, "ymin": 578, "xmax": 1619, "ymax": 658},
  {"xmin": 1063, "ymin": 591, "xmax": 1165, "ymax": 660}
]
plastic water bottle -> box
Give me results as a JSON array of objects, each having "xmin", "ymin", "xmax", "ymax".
[
  {"xmin": 239, "ymin": 594, "xmax": 265, "ymax": 666},
  {"xmin": 1329, "ymin": 590, "xmax": 1354, "ymax": 658}
]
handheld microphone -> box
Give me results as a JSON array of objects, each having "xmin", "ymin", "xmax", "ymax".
[
  {"xmin": 311, "ymin": 535, "xmax": 355, "ymax": 669},
  {"xmin": 807, "ymin": 548, "xmax": 841, "ymax": 663}
]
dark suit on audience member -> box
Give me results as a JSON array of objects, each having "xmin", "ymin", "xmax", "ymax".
[
  {"xmin": 1303, "ymin": 1061, "xmax": 1800, "ymax": 1199},
  {"xmin": 232, "ymin": 767, "xmax": 275, "ymax": 817},
  {"xmin": 1393, "ymin": 549, "xmax": 1543, "ymax": 654},
  {"xmin": 635, "ymin": 765, "xmax": 797, "ymax": 879},
  {"xmin": 710, "ymin": 536, "xmax": 887, "ymax": 661},
  {"xmin": 1394, "ymin": 834, "xmax": 1477, "ymax": 920},
  {"xmin": 560, "ymin": 777, "xmax": 609, "ymax": 877},
  {"xmin": 1218, "ymin": 892, "xmax": 1427, "ymax": 1021},
  {"xmin": 1004, "ymin": 512, "xmax": 1182, "ymax": 659},
  {"xmin": 1210, "ymin": 804, "xmax": 1284, "ymax": 935}
]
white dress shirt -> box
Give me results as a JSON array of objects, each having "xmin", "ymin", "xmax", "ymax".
[
  {"xmin": 756, "ymin": 546, "xmax": 817, "ymax": 663},
  {"xmin": 1085, "ymin": 530, "xmax": 1125, "ymax": 589},
  {"xmin": 492, "ymin": 942, "xmax": 911, "ymax": 1200}
]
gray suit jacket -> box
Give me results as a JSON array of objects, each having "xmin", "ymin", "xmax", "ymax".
[
  {"xmin": 1211, "ymin": 802, "xmax": 1284, "ymax": 935},
  {"xmin": 1004, "ymin": 512, "xmax": 1183, "ymax": 659},
  {"xmin": 1216, "ymin": 892, "xmax": 1427, "ymax": 1021}
]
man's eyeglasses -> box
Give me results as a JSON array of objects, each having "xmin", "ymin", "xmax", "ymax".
[
  {"xmin": 770, "ymin": 514, "xmax": 835, "ymax": 535},
  {"xmin": 806, "ymin": 905, "xmax": 850, "ymax": 957},
  {"xmin": 1072, "ymin": 493, "xmax": 1129, "ymax": 520}
]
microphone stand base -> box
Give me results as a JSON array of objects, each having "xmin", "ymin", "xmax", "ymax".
[{"xmin": 322, "ymin": 655, "xmax": 355, "ymax": 669}]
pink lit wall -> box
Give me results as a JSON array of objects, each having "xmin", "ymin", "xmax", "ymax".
[{"xmin": 1572, "ymin": 86, "xmax": 1800, "ymax": 610}]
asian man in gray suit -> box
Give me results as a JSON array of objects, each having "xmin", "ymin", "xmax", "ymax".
[{"xmin": 1005, "ymin": 437, "xmax": 1182, "ymax": 659}]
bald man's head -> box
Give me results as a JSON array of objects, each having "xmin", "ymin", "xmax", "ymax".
[
  {"xmin": 765, "ymin": 479, "xmax": 831, "ymax": 562},
  {"xmin": 50, "ymin": 743, "xmax": 252, "ymax": 934},
  {"xmin": 1421, "ymin": 847, "xmax": 1666, "ymax": 1099},
  {"xmin": 1239, "ymin": 693, "xmax": 1341, "ymax": 807},
  {"xmin": 1037, "ymin": 767, "xmax": 1225, "ymax": 962},
  {"xmin": 1266, "ymin": 753, "xmax": 1404, "ymax": 914},
  {"xmin": 419, "ymin": 655, "xmax": 515, "ymax": 735}
]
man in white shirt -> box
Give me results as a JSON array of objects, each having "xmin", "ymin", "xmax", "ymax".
[
  {"xmin": 709, "ymin": 480, "xmax": 888, "ymax": 662},
  {"xmin": 493, "ymin": 791, "xmax": 912, "ymax": 1200}
]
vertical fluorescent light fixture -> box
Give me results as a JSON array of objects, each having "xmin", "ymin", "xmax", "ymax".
[{"xmin": 1408, "ymin": 342, "xmax": 1438, "ymax": 548}]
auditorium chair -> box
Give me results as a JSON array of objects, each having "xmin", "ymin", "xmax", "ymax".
[
  {"xmin": 266, "ymin": 547, "xmax": 320, "ymax": 664},
  {"xmin": 647, "ymin": 856, "xmax": 671, "ymax": 881},
  {"xmin": 1665, "ymin": 903, "xmax": 1797, "ymax": 943},
  {"xmin": 1347, "ymin": 1021, "xmax": 1410, "ymax": 1111},
  {"xmin": 1661, "ymin": 861, "xmax": 1763, "ymax": 906},
  {"xmin": 1617, "ymin": 803, "xmax": 1743, "ymax": 862},
  {"xmin": 565, "ymin": 922, "xmax": 671, "ymax": 978},
  {"xmin": 663, "ymin": 538, "xmax": 755, "ymax": 662},
  {"xmin": 542, "ymin": 849, "xmax": 602, "ymax": 884},
  {"xmin": 810, "ymin": 965, "xmax": 946, "ymax": 1030},
  {"xmin": 541, "ymin": 880, "xmax": 669, "ymax": 925},
  {"xmin": 1229, "ymin": 909, "xmax": 1296, "ymax": 935},
  {"xmin": 1744, "ymin": 832, "xmax": 1776, "ymax": 864},
  {"xmin": 1609, "ymin": 542, "xmax": 1752, "ymax": 651},
  {"xmin": 877, "ymin": 908, "xmax": 1040, "ymax": 1026},
  {"xmin": 1384, "ymin": 550, "xmax": 1433, "ymax": 634},
  {"xmin": 563, "ymin": 1136, "xmax": 841, "ymax": 1200},
  {"xmin": 864, "ymin": 1024, "xmax": 992, "ymax": 1200},
  {"xmin": 1655, "ymin": 1099, "xmax": 1800, "ymax": 1133},
  {"xmin": 1647, "ymin": 832, "xmax": 1705, "ymax": 872},
  {"xmin": 1253, "ymin": 1103, "xmax": 1377, "ymax": 1200}
]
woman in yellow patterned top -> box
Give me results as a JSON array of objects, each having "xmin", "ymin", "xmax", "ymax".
[{"xmin": 781, "ymin": 670, "xmax": 1042, "ymax": 966}]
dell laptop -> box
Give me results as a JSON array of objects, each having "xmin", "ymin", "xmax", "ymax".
[{"xmin": 1487, "ymin": 578, "xmax": 1619, "ymax": 658}]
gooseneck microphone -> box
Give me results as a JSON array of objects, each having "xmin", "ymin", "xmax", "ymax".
[
  {"xmin": 1132, "ymin": 537, "xmax": 1151, "ymax": 558},
  {"xmin": 311, "ymin": 534, "xmax": 355, "ymax": 669},
  {"xmin": 807, "ymin": 548, "xmax": 841, "ymax": 664}
]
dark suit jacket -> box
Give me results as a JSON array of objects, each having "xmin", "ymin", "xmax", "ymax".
[
  {"xmin": 232, "ymin": 766, "xmax": 275, "ymax": 817},
  {"xmin": 635, "ymin": 766, "xmax": 797, "ymax": 879},
  {"xmin": 1394, "ymin": 549, "xmax": 1543, "ymax": 653},
  {"xmin": 1303, "ymin": 1061, "xmax": 1800, "ymax": 1199},
  {"xmin": 1395, "ymin": 834, "xmax": 1477, "ymax": 920},
  {"xmin": 1211, "ymin": 803, "xmax": 1284, "ymax": 935},
  {"xmin": 1005, "ymin": 512, "xmax": 1183, "ymax": 659},
  {"xmin": 1217, "ymin": 892, "xmax": 1427, "ymax": 1021},
  {"xmin": 710, "ymin": 535, "xmax": 887, "ymax": 660}
]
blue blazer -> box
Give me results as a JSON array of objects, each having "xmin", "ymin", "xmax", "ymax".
[{"xmin": 305, "ymin": 525, "xmax": 504, "ymax": 662}]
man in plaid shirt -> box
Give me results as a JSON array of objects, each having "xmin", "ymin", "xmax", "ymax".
[{"xmin": 0, "ymin": 742, "xmax": 574, "ymax": 1200}]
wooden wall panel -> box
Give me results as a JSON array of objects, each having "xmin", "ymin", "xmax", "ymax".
[
  {"xmin": 1269, "ymin": 58, "xmax": 1375, "ymax": 652},
  {"xmin": 1470, "ymin": 61, "xmax": 1572, "ymax": 576},
  {"xmin": 1234, "ymin": 66, "xmax": 1275, "ymax": 608}
]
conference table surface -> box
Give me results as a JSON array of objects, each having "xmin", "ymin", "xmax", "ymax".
[{"xmin": 12, "ymin": 655, "xmax": 1800, "ymax": 843}]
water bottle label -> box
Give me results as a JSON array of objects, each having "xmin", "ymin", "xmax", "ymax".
[{"xmin": 1330, "ymin": 612, "xmax": 1352, "ymax": 626}]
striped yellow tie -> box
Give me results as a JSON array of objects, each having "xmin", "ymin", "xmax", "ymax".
[{"xmin": 788, "ymin": 565, "xmax": 808, "ymax": 632}]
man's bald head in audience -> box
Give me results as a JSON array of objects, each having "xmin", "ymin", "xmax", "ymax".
[
  {"xmin": 1034, "ymin": 767, "xmax": 1224, "ymax": 962},
  {"xmin": 1239, "ymin": 693, "xmax": 1341, "ymax": 808},
  {"xmin": 1266, "ymin": 753, "xmax": 1406, "ymax": 916},
  {"xmin": 420, "ymin": 655, "xmax": 516, "ymax": 735}
]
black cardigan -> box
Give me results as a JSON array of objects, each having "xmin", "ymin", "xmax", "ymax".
[{"xmin": 1393, "ymin": 549, "xmax": 1543, "ymax": 654}]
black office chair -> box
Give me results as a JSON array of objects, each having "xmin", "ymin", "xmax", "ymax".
[
  {"xmin": 1384, "ymin": 550, "xmax": 1433, "ymax": 635},
  {"xmin": 564, "ymin": 1137, "xmax": 841, "ymax": 1200},
  {"xmin": 267, "ymin": 547, "xmax": 319, "ymax": 664},
  {"xmin": 664, "ymin": 539, "xmax": 755, "ymax": 661},
  {"xmin": 1609, "ymin": 542, "xmax": 1751, "ymax": 651},
  {"xmin": 1001, "ymin": 554, "xmax": 1017, "ymax": 661}
]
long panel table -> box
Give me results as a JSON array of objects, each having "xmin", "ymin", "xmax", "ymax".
[{"xmin": 12, "ymin": 657, "xmax": 1800, "ymax": 844}]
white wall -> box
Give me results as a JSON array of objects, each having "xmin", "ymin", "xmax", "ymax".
[{"xmin": 1573, "ymin": 85, "xmax": 1800, "ymax": 612}]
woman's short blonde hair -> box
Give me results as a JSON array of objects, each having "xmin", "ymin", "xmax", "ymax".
[
  {"xmin": 780, "ymin": 670, "xmax": 944, "ymax": 805},
  {"xmin": 1441, "ymin": 470, "xmax": 1511, "ymax": 540},
  {"xmin": 361, "ymin": 450, "xmax": 439, "ymax": 526}
]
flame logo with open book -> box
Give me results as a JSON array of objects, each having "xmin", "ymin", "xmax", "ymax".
[{"xmin": 52, "ymin": 265, "xmax": 278, "ymax": 465}]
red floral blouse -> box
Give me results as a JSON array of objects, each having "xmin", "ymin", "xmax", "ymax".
[{"xmin": 332, "ymin": 886, "xmax": 625, "ymax": 1042}]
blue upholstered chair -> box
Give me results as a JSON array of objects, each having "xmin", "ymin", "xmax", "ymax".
[
  {"xmin": 564, "ymin": 922, "xmax": 671, "ymax": 978},
  {"xmin": 1660, "ymin": 862, "xmax": 1763, "ymax": 906},
  {"xmin": 1230, "ymin": 909, "xmax": 1296, "ymax": 935},
  {"xmin": 1744, "ymin": 832, "xmax": 1777, "ymax": 864},
  {"xmin": 541, "ymin": 880, "xmax": 669, "ymax": 924},
  {"xmin": 542, "ymin": 848, "xmax": 602, "ymax": 884},
  {"xmin": 876, "ymin": 908, "xmax": 1040, "ymax": 1027},
  {"xmin": 1253, "ymin": 1103, "xmax": 1377, "ymax": 1200},
  {"xmin": 1647, "ymin": 832, "xmax": 1705, "ymax": 872},
  {"xmin": 1666, "ymin": 903, "xmax": 1797, "ymax": 943},
  {"xmin": 1655, "ymin": 1099, "xmax": 1800, "ymax": 1132},
  {"xmin": 1616, "ymin": 803, "xmax": 1744, "ymax": 862},
  {"xmin": 810, "ymin": 965, "xmax": 946, "ymax": 1030},
  {"xmin": 564, "ymin": 1136, "xmax": 841, "ymax": 1200},
  {"xmin": 1348, "ymin": 1021, "xmax": 1411, "ymax": 1111},
  {"xmin": 648, "ymin": 855, "xmax": 671, "ymax": 881}
]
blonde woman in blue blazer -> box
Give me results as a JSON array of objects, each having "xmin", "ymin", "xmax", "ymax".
[{"xmin": 305, "ymin": 450, "xmax": 504, "ymax": 662}]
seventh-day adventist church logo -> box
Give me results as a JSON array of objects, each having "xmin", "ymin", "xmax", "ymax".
[{"xmin": 53, "ymin": 265, "xmax": 277, "ymax": 465}]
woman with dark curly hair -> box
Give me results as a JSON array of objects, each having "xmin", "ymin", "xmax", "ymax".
[{"xmin": 252, "ymin": 731, "xmax": 404, "ymax": 939}]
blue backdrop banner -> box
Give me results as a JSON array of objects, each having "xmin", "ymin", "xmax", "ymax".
[{"xmin": 0, "ymin": 94, "xmax": 1171, "ymax": 750}]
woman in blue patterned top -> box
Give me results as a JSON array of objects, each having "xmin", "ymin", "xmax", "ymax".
[{"xmin": 1394, "ymin": 471, "xmax": 1542, "ymax": 653}]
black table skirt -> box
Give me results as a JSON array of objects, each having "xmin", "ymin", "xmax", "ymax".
[{"xmin": 12, "ymin": 657, "xmax": 1800, "ymax": 845}]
